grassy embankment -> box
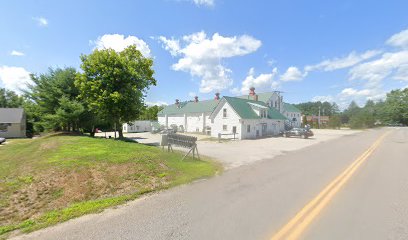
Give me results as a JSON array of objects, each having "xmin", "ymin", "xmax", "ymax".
[{"xmin": 0, "ymin": 134, "xmax": 221, "ymax": 238}]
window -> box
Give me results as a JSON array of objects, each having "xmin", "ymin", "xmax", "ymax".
[
  {"xmin": 260, "ymin": 110, "xmax": 267, "ymax": 118},
  {"xmin": 223, "ymin": 108, "xmax": 227, "ymax": 118},
  {"xmin": 223, "ymin": 125, "xmax": 227, "ymax": 131},
  {"xmin": 232, "ymin": 126, "xmax": 237, "ymax": 134},
  {"xmin": 247, "ymin": 125, "xmax": 251, "ymax": 133}
]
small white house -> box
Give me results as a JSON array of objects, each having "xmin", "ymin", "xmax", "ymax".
[
  {"xmin": 209, "ymin": 96, "xmax": 287, "ymax": 139},
  {"xmin": 122, "ymin": 120, "xmax": 152, "ymax": 133},
  {"xmin": 0, "ymin": 108, "xmax": 26, "ymax": 138}
]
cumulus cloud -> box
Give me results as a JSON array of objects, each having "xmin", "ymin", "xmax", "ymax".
[
  {"xmin": 280, "ymin": 66, "xmax": 305, "ymax": 82},
  {"xmin": 386, "ymin": 28, "xmax": 408, "ymax": 48},
  {"xmin": 237, "ymin": 67, "xmax": 279, "ymax": 94},
  {"xmin": 349, "ymin": 50, "xmax": 408, "ymax": 87},
  {"xmin": 159, "ymin": 31, "xmax": 262, "ymax": 93},
  {"xmin": 92, "ymin": 34, "xmax": 151, "ymax": 57},
  {"xmin": 192, "ymin": 0, "xmax": 215, "ymax": 6},
  {"xmin": 0, "ymin": 66, "xmax": 31, "ymax": 93},
  {"xmin": 10, "ymin": 50, "xmax": 25, "ymax": 56},
  {"xmin": 145, "ymin": 101, "xmax": 168, "ymax": 106},
  {"xmin": 305, "ymin": 50, "xmax": 381, "ymax": 72},
  {"xmin": 32, "ymin": 17, "xmax": 48, "ymax": 27},
  {"xmin": 311, "ymin": 95, "xmax": 334, "ymax": 102}
]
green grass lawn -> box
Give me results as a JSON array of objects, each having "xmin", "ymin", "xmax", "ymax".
[{"xmin": 0, "ymin": 133, "xmax": 221, "ymax": 238}]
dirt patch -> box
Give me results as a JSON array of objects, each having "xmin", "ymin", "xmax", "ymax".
[{"xmin": 0, "ymin": 161, "xmax": 172, "ymax": 227}]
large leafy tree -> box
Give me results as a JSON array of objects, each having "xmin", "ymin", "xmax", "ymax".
[
  {"xmin": 383, "ymin": 88, "xmax": 408, "ymax": 125},
  {"xmin": 75, "ymin": 45, "xmax": 156, "ymax": 138}
]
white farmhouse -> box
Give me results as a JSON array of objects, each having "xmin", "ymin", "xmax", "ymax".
[
  {"xmin": 209, "ymin": 96, "xmax": 287, "ymax": 139},
  {"xmin": 157, "ymin": 95, "xmax": 220, "ymax": 134},
  {"xmin": 157, "ymin": 88, "xmax": 303, "ymax": 139},
  {"xmin": 238, "ymin": 88, "xmax": 302, "ymax": 128}
]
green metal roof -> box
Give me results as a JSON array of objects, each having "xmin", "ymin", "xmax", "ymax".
[
  {"xmin": 284, "ymin": 103, "xmax": 301, "ymax": 113},
  {"xmin": 224, "ymin": 96, "xmax": 287, "ymax": 120},
  {"xmin": 158, "ymin": 99, "xmax": 220, "ymax": 116}
]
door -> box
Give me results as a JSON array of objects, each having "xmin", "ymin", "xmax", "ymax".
[{"xmin": 261, "ymin": 124, "xmax": 267, "ymax": 136}]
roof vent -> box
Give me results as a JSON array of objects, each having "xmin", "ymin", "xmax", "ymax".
[
  {"xmin": 214, "ymin": 92, "xmax": 220, "ymax": 100},
  {"xmin": 194, "ymin": 96, "xmax": 199, "ymax": 102}
]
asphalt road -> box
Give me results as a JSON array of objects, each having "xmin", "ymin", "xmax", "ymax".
[{"xmin": 13, "ymin": 127, "xmax": 408, "ymax": 240}]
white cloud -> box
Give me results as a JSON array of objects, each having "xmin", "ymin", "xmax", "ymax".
[
  {"xmin": 349, "ymin": 50, "xmax": 408, "ymax": 87},
  {"xmin": 0, "ymin": 66, "xmax": 31, "ymax": 93},
  {"xmin": 192, "ymin": 0, "xmax": 214, "ymax": 7},
  {"xmin": 386, "ymin": 28, "xmax": 408, "ymax": 48},
  {"xmin": 145, "ymin": 101, "xmax": 168, "ymax": 106},
  {"xmin": 32, "ymin": 17, "xmax": 48, "ymax": 27},
  {"xmin": 92, "ymin": 34, "xmax": 151, "ymax": 57},
  {"xmin": 159, "ymin": 31, "xmax": 262, "ymax": 93},
  {"xmin": 158, "ymin": 36, "xmax": 180, "ymax": 56},
  {"xmin": 10, "ymin": 50, "xmax": 25, "ymax": 56},
  {"xmin": 305, "ymin": 50, "xmax": 381, "ymax": 72},
  {"xmin": 311, "ymin": 95, "xmax": 334, "ymax": 102},
  {"xmin": 237, "ymin": 67, "xmax": 279, "ymax": 94},
  {"xmin": 280, "ymin": 66, "xmax": 305, "ymax": 82},
  {"xmin": 188, "ymin": 91, "xmax": 197, "ymax": 98}
]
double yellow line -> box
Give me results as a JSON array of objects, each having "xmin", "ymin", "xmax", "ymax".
[{"xmin": 271, "ymin": 131, "xmax": 390, "ymax": 240}]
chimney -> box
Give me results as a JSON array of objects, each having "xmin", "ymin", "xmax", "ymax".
[
  {"xmin": 249, "ymin": 87, "xmax": 256, "ymax": 96},
  {"xmin": 214, "ymin": 92, "xmax": 220, "ymax": 100},
  {"xmin": 175, "ymin": 99, "xmax": 180, "ymax": 107},
  {"xmin": 249, "ymin": 87, "xmax": 258, "ymax": 101},
  {"xmin": 194, "ymin": 96, "xmax": 199, "ymax": 102}
]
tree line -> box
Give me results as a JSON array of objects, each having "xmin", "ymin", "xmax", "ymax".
[
  {"xmin": 293, "ymin": 88, "xmax": 408, "ymax": 129},
  {"xmin": 1, "ymin": 45, "xmax": 161, "ymax": 138}
]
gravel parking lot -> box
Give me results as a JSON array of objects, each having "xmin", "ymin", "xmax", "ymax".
[{"xmin": 97, "ymin": 129, "xmax": 362, "ymax": 170}]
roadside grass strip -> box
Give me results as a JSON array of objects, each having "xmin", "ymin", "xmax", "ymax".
[{"xmin": 0, "ymin": 134, "xmax": 221, "ymax": 238}]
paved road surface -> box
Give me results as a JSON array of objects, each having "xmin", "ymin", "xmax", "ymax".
[{"xmin": 13, "ymin": 127, "xmax": 408, "ymax": 240}]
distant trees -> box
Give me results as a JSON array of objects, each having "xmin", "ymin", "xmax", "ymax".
[
  {"xmin": 293, "ymin": 101, "xmax": 339, "ymax": 116},
  {"xmin": 75, "ymin": 45, "xmax": 156, "ymax": 138},
  {"xmin": 138, "ymin": 105, "xmax": 164, "ymax": 121},
  {"xmin": 0, "ymin": 88, "xmax": 24, "ymax": 108}
]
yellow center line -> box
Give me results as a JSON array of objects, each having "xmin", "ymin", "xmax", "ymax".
[{"xmin": 271, "ymin": 131, "xmax": 390, "ymax": 240}]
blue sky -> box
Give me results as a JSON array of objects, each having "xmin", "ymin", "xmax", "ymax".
[{"xmin": 1, "ymin": 0, "xmax": 408, "ymax": 108}]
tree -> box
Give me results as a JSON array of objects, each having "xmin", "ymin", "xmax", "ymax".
[
  {"xmin": 328, "ymin": 115, "xmax": 341, "ymax": 129},
  {"xmin": 382, "ymin": 88, "xmax": 408, "ymax": 125},
  {"xmin": 26, "ymin": 67, "xmax": 90, "ymax": 132},
  {"xmin": 0, "ymin": 88, "xmax": 24, "ymax": 108},
  {"xmin": 139, "ymin": 105, "xmax": 164, "ymax": 120},
  {"xmin": 75, "ymin": 45, "xmax": 156, "ymax": 138}
]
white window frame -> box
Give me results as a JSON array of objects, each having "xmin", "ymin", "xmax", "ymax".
[{"xmin": 223, "ymin": 125, "xmax": 228, "ymax": 131}]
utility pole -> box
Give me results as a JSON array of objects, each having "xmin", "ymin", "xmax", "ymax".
[{"xmin": 318, "ymin": 106, "xmax": 321, "ymax": 129}]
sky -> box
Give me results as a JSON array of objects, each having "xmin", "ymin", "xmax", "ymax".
[{"xmin": 1, "ymin": 0, "xmax": 408, "ymax": 109}]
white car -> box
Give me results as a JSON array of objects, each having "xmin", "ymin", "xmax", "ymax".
[{"xmin": 0, "ymin": 137, "xmax": 6, "ymax": 144}]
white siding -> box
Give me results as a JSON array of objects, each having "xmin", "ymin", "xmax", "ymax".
[
  {"xmin": 122, "ymin": 121, "xmax": 152, "ymax": 133},
  {"xmin": 211, "ymin": 102, "xmax": 242, "ymax": 139}
]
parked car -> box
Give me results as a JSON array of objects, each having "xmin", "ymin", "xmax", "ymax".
[
  {"xmin": 282, "ymin": 128, "xmax": 314, "ymax": 139},
  {"xmin": 0, "ymin": 137, "xmax": 6, "ymax": 144}
]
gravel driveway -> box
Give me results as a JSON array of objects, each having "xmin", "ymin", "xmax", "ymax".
[{"xmin": 97, "ymin": 129, "xmax": 362, "ymax": 170}]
